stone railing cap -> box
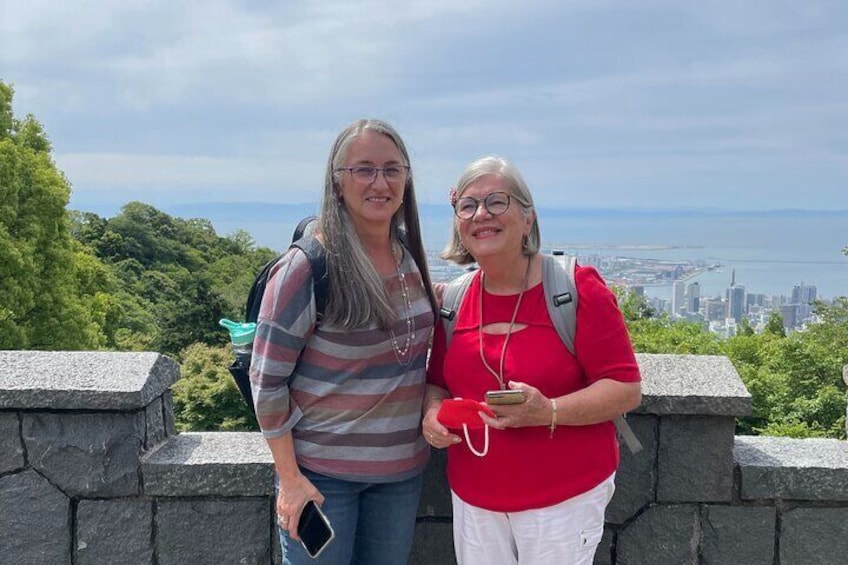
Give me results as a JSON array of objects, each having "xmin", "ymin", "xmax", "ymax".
[
  {"xmin": 735, "ymin": 436, "xmax": 848, "ymax": 501},
  {"xmin": 636, "ymin": 353, "xmax": 752, "ymax": 416},
  {"xmin": 0, "ymin": 351, "xmax": 179, "ymax": 410}
]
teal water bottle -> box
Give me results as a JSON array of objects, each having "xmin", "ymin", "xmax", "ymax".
[{"xmin": 219, "ymin": 319, "xmax": 257, "ymax": 355}]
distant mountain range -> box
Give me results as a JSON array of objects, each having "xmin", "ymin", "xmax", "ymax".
[{"xmin": 148, "ymin": 201, "xmax": 848, "ymax": 223}]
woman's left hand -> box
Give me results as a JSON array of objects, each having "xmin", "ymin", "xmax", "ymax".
[{"xmin": 480, "ymin": 381, "xmax": 552, "ymax": 430}]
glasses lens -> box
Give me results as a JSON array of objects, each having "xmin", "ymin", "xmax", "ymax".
[
  {"xmin": 455, "ymin": 197, "xmax": 479, "ymax": 219},
  {"xmin": 351, "ymin": 166, "xmax": 377, "ymax": 182},
  {"xmin": 383, "ymin": 166, "xmax": 406, "ymax": 182},
  {"xmin": 485, "ymin": 193, "xmax": 510, "ymax": 216}
]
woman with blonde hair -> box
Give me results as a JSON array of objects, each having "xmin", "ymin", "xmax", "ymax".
[{"xmin": 423, "ymin": 156, "xmax": 641, "ymax": 564}]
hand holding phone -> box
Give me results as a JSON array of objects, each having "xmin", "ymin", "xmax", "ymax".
[
  {"xmin": 485, "ymin": 389, "xmax": 526, "ymax": 405},
  {"xmin": 298, "ymin": 500, "xmax": 335, "ymax": 558}
]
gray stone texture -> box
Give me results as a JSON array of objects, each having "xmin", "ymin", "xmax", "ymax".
[
  {"xmin": 594, "ymin": 527, "xmax": 614, "ymax": 565},
  {"xmin": 4, "ymin": 351, "xmax": 848, "ymax": 565},
  {"xmin": 142, "ymin": 432, "xmax": 274, "ymax": 496},
  {"xmin": 700, "ymin": 505, "xmax": 775, "ymax": 565},
  {"xmin": 76, "ymin": 499, "xmax": 154, "ymax": 565},
  {"xmin": 0, "ymin": 411, "xmax": 24, "ymax": 473},
  {"xmin": 418, "ymin": 447, "xmax": 451, "ymax": 518},
  {"xmin": 780, "ymin": 507, "xmax": 848, "ymax": 565},
  {"xmin": 22, "ymin": 411, "xmax": 143, "ymax": 497},
  {"xmin": 617, "ymin": 504, "xmax": 700, "ymax": 565},
  {"xmin": 410, "ymin": 521, "xmax": 456, "ymax": 565},
  {"xmin": 144, "ymin": 395, "xmax": 167, "ymax": 450},
  {"xmin": 163, "ymin": 389, "xmax": 177, "ymax": 436},
  {"xmin": 156, "ymin": 498, "xmax": 271, "ymax": 565},
  {"xmin": 735, "ymin": 435, "xmax": 848, "ymax": 500},
  {"xmin": 606, "ymin": 414, "xmax": 656, "ymax": 524},
  {"xmin": 0, "ymin": 469, "xmax": 71, "ymax": 564},
  {"xmin": 658, "ymin": 415, "xmax": 736, "ymax": 502},
  {"xmin": 635, "ymin": 354, "xmax": 752, "ymax": 416},
  {"xmin": 0, "ymin": 350, "xmax": 179, "ymax": 410}
]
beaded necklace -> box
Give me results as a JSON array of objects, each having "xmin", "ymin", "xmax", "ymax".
[{"xmin": 388, "ymin": 245, "xmax": 416, "ymax": 366}]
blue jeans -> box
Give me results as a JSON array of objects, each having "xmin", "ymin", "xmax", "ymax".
[{"xmin": 277, "ymin": 468, "xmax": 424, "ymax": 565}]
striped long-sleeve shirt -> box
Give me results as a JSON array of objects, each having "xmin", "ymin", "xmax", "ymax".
[{"xmin": 249, "ymin": 244, "xmax": 434, "ymax": 483}]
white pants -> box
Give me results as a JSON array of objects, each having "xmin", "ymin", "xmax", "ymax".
[{"xmin": 451, "ymin": 473, "xmax": 615, "ymax": 565}]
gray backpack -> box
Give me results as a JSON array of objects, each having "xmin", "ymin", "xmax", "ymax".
[{"xmin": 438, "ymin": 253, "xmax": 643, "ymax": 454}]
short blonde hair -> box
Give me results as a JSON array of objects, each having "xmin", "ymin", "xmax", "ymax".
[{"xmin": 442, "ymin": 156, "xmax": 540, "ymax": 265}]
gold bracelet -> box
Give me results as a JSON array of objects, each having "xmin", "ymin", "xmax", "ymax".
[{"xmin": 549, "ymin": 398, "xmax": 558, "ymax": 438}]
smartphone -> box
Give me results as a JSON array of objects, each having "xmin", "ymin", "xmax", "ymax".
[
  {"xmin": 485, "ymin": 389, "xmax": 526, "ymax": 405},
  {"xmin": 298, "ymin": 500, "xmax": 335, "ymax": 558}
]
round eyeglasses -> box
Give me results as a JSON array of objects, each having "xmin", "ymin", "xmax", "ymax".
[
  {"xmin": 335, "ymin": 165, "xmax": 410, "ymax": 184},
  {"xmin": 453, "ymin": 192, "xmax": 512, "ymax": 220}
]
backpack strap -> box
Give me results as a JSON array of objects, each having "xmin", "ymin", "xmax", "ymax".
[
  {"xmin": 292, "ymin": 215, "xmax": 318, "ymax": 241},
  {"xmin": 542, "ymin": 253, "xmax": 643, "ymax": 454},
  {"xmin": 542, "ymin": 254, "xmax": 578, "ymax": 355},
  {"xmin": 290, "ymin": 235, "xmax": 329, "ymax": 321},
  {"xmin": 438, "ymin": 269, "xmax": 477, "ymax": 344}
]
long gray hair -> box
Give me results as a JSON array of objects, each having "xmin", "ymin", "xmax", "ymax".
[
  {"xmin": 319, "ymin": 118, "xmax": 437, "ymax": 329},
  {"xmin": 442, "ymin": 156, "xmax": 541, "ymax": 265}
]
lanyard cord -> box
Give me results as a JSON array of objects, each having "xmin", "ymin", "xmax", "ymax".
[{"xmin": 478, "ymin": 257, "xmax": 531, "ymax": 390}]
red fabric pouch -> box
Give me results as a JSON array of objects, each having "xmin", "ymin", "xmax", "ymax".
[
  {"xmin": 437, "ymin": 399, "xmax": 495, "ymax": 457},
  {"xmin": 437, "ymin": 398, "xmax": 494, "ymax": 430}
]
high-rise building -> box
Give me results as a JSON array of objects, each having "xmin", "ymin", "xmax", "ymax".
[
  {"xmin": 791, "ymin": 284, "xmax": 817, "ymax": 305},
  {"xmin": 670, "ymin": 280, "xmax": 686, "ymax": 317},
  {"xmin": 702, "ymin": 299, "xmax": 726, "ymax": 322},
  {"xmin": 725, "ymin": 270, "xmax": 746, "ymax": 322},
  {"xmin": 780, "ymin": 304, "xmax": 799, "ymax": 330},
  {"xmin": 686, "ymin": 281, "xmax": 700, "ymax": 314}
]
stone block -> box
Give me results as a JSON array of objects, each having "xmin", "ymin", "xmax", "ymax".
[
  {"xmin": 156, "ymin": 498, "xmax": 271, "ymax": 565},
  {"xmin": 418, "ymin": 448, "xmax": 451, "ymax": 518},
  {"xmin": 617, "ymin": 504, "xmax": 699, "ymax": 565},
  {"xmin": 0, "ymin": 469, "xmax": 71, "ymax": 564},
  {"xmin": 635, "ymin": 354, "xmax": 751, "ymax": 416},
  {"xmin": 142, "ymin": 432, "xmax": 274, "ymax": 496},
  {"xmin": 76, "ymin": 499, "xmax": 154, "ymax": 565},
  {"xmin": 606, "ymin": 414, "xmax": 656, "ymax": 524},
  {"xmin": 700, "ymin": 505, "xmax": 775, "ymax": 565},
  {"xmin": 410, "ymin": 521, "xmax": 456, "ymax": 565},
  {"xmin": 144, "ymin": 396, "xmax": 167, "ymax": 450},
  {"xmin": 735, "ymin": 436, "xmax": 848, "ymax": 501},
  {"xmin": 657, "ymin": 415, "xmax": 735, "ymax": 502},
  {"xmin": 0, "ymin": 351, "xmax": 179, "ymax": 410},
  {"xmin": 780, "ymin": 507, "xmax": 848, "ymax": 565},
  {"xmin": 0, "ymin": 411, "xmax": 24, "ymax": 473},
  {"xmin": 594, "ymin": 527, "xmax": 614, "ymax": 565},
  {"xmin": 22, "ymin": 411, "xmax": 143, "ymax": 497},
  {"xmin": 163, "ymin": 390, "xmax": 177, "ymax": 437}
]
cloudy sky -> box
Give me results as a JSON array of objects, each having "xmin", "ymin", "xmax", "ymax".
[{"xmin": 2, "ymin": 0, "xmax": 847, "ymax": 213}]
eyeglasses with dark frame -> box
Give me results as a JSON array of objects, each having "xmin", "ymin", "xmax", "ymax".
[
  {"xmin": 453, "ymin": 191, "xmax": 512, "ymax": 220},
  {"xmin": 335, "ymin": 165, "xmax": 410, "ymax": 184}
]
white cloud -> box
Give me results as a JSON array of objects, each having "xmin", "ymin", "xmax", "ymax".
[{"xmin": 4, "ymin": 0, "xmax": 848, "ymax": 211}]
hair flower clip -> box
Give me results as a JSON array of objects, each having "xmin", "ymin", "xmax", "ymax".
[{"xmin": 449, "ymin": 187, "xmax": 458, "ymax": 206}]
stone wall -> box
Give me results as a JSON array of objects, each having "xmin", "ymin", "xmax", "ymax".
[{"xmin": 1, "ymin": 351, "xmax": 847, "ymax": 564}]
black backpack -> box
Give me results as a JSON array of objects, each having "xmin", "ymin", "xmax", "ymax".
[
  {"xmin": 228, "ymin": 216, "xmax": 326, "ymax": 417},
  {"xmin": 228, "ymin": 216, "xmax": 411, "ymax": 418}
]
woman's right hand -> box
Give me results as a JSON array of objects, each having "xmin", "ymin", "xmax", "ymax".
[
  {"xmin": 422, "ymin": 390, "xmax": 462, "ymax": 449},
  {"xmin": 276, "ymin": 471, "xmax": 323, "ymax": 540}
]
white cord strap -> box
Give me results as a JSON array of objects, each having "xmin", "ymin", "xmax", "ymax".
[{"xmin": 462, "ymin": 423, "xmax": 489, "ymax": 457}]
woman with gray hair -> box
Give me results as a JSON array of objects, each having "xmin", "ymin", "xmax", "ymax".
[
  {"xmin": 250, "ymin": 119, "xmax": 438, "ymax": 564},
  {"xmin": 423, "ymin": 156, "xmax": 641, "ymax": 564}
]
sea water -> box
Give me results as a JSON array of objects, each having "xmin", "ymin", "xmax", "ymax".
[{"xmin": 209, "ymin": 212, "xmax": 848, "ymax": 300}]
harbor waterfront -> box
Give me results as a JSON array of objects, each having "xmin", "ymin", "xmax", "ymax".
[{"xmin": 176, "ymin": 206, "xmax": 848, "ymax": 302}]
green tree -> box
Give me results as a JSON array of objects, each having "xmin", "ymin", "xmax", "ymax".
[
  {"xmin": 764, "ymin": 310, "xmax": 786, "ymax": 337},
  {"xmin": 171, "ymin": 343, "xmax": 257, "ymax": 431},
  {"xmin": 0, "ymin": 80, "xmax": 112, "ymax": 349}
]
